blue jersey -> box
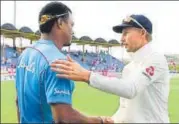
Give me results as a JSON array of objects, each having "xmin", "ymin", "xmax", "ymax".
[{"xmin": 15, "ymin": 39, "xmax": 75, "ymax": 123}]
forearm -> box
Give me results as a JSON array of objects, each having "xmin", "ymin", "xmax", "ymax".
[
  {"xmin": 88, "ymin": 72, "xmax": 137, "ymax": 99},
  {"xmin": 54, "ymin": 108, "xmax": 102, "ymax": 123}
]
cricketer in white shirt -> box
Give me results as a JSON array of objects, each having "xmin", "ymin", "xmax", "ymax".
[
  {"xmin": 89, "ymin": 42, "xmax": 170, "ymax": 123},
  {"xmin": 50, "ymin": 14, "xmax": 170, "ymax": 123}
]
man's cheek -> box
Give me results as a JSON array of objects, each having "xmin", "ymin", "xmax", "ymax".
[{"xmin": 69, "ymin": 27, "xmax": 73, "ymax": 35}]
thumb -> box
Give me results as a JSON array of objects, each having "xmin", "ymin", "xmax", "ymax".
[{"xmin": 67, "ymin": 54, "xmax": 74, "ymax": 62}]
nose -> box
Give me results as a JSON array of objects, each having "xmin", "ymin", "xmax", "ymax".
[{"xmin": 120, "ymin": 35, "xmax": 125, "ymax": 46}]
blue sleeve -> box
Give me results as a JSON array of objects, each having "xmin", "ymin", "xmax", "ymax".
[{"xmin": 44, "ymin": 66, "xmax": 74, "ymax": 104}]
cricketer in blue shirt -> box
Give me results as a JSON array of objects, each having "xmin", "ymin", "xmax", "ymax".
[
  {"xmin": 15, "ymin": 2, "xmax": 110, "ymax": 123},
  {"xmin": 16, "ymin": 39, "xmax": 75, "ymax": 123}
]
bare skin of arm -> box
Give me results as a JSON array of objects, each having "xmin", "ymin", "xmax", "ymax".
[
  {"xmin": 51, "ymin": 103, "xmax": 113, "ymax": 123},
  {"xmin": 50, "ymin": 56, "xmax": 114, "ymax": 123}
]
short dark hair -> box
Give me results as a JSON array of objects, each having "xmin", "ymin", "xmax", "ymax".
[{"xmin": 39, "ymin": 2, "xmax": 72, "ymax": 33}]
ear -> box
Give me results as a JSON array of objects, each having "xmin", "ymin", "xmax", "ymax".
[
  {"xmin": 57, "ymin": 19, "xmax": 63, "ymax": 29},
  {"xmin": 141, "ymin": 29, "xmax": 146, "ymax": 36}
]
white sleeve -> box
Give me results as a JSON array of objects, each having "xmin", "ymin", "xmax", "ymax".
[{"xmin": 89, "ymin": 59, "xmax": 167, "ymax": 99}]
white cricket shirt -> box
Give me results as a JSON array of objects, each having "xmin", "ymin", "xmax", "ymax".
[{"xmin": 89, "ymin": 42, "xmax": 170, "ymax": 123}]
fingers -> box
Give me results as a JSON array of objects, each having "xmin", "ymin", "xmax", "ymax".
[
  {"xmin": 67, "ymin": 54, "xmax": 74, "ymax": 62},
  {"xmin": 51, "ymin": 67, "xmax": 72, "ymax": 74},
  {"xmin": 51, "ymin": 60, "xmax": 72, "ymax": 66},
  {"xmin": 52, "ymin": 67, "xmax": 74, "ymax": 79},
  {"xmin": 56, "ymin": 74, "xmax": 79, "ymax": 82},
  {"xmin": 51, "ymin": 64, "xmax": 73, "ymax": 71},
  {"xmin": 101, "ymin": 116, "xmax": 114, "ymax": 123},
  {"xmin": 56, "ymin": 74, "xmax": 69, "ymax": 79},
  {"xmin": 51, "ymin": 65, "xmax": 85, "ymax": 81},
  {"xmin": 105, "ymin": 117, "xmax": 114, "ymax": 123}
]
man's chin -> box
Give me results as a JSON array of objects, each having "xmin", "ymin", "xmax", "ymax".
[
  {"xmin": 126, "ymin": 48, "xmax": 131, "ymax": 52},
  {"xmin": 63, "ymin": 40, "xmax": 72, "ymax": 46},
  {"xmin": 63, "ymin": 42, "xmax": 71, "ymax": 46},
  {"xmin": 126, "ymin": 48, "xmax": 135, "ymax": 53}
]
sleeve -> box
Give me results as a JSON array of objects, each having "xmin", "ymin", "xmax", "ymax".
[
  {"xmin": 89, "ymin": 58, "xmax": 167, "ymax": 99},
  {"xmin": 44, "ymin": 66, "xmax": 74, "ymax": 104}
]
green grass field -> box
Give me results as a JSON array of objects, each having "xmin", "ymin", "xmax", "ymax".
[{"xmin": 1, "ymin": 76, "xmax": 179, "ymax": 123}]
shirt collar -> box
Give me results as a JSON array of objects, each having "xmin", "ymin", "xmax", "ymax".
[
  {"xmin": 132, "ymin": 42, "xmax": 153, "ymax": 61},
  {"xmin": 37, "ymin": 39, "xmax": 54, "ymax": 45}
]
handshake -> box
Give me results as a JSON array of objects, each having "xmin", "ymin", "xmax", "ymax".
[{"xmin": 99, "ymin": 116, "xmax": 114, "ymax": 123}]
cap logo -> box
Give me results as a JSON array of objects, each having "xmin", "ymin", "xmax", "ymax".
[
  {"xmin": 39, "ymin": 13, "xmax": 69, "ymax": 25},
  {"xmin": 123, "ymin": 16, "xmax": 132, "ymax": 23},
  {"xmin": 40, "ymin": 15, "xmax": 55, "ymax": 25}
]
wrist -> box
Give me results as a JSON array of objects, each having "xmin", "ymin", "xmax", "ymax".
[{"xmin": 82, "ymin": 70, "xmax": 91, "ymax": 83}]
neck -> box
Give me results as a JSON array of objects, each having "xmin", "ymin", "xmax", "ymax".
[
  {"xmin": 135, "ymin": 39, "xmax": 148, "ymax": 52},
  {"xmin": 141, "ymin": 39, "xmax": 148, "ymax": 48},
  {"xmin": 40, "ymin": 33, "xmax": 63, "ymax": 50}
]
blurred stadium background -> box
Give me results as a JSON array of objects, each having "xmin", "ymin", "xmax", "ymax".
[{"xmin": 1, "ymin": 21, "xmax": 179, "ymax": 123}]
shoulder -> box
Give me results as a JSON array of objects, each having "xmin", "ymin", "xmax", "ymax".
[
  {"xmin": 143, "ymin": 51, "xmax": 169, "ymax": 78},
  {"xmin": 147, "ymin": 52, "xmax": 168, "ymax": 68},
  {"xmin": 31, "ymin": 40, "xmax": 66, "ymax": 65}
]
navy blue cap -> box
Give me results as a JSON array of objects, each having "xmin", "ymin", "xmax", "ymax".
[{"xmin": 113, "ymin": 14, "xmax": 152, "ymax": 34}]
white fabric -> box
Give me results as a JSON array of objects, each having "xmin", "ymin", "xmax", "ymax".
[{"xmin": 89, "ymin": 43, "xmax": 170, "ymax": 123}]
